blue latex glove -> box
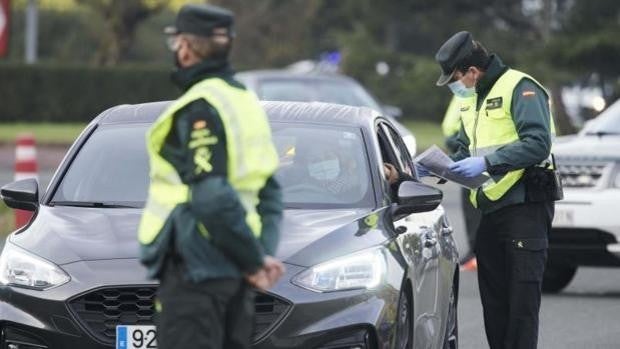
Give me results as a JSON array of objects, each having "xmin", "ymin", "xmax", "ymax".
[
  {"xmin": 449, "ymin": 157, "xmax": 487, "ymax": 178},
  {"xmin": 415, "ymin": 163, "xmax": 431, "ymax": 177}
]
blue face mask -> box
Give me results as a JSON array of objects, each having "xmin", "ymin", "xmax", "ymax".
[
  {"xmin": 308, "ymin": 159, "xmax": 340, "ymax": 181},
  {"xmin": 448, "ymin": 79, "xmax": 475, "ymax": 98}
]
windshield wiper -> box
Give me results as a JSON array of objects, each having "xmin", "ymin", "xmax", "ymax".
[
  {"xmin": 585, "ymin": 131, "xmax": 620, "ymax": 137},
  {"xmin": 49, "ymin": 201, "xmax": 140, "ymax": 208}
]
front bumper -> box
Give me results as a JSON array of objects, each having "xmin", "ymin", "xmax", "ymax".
[
  {"xmin": 551, "ymin": 188, "xmax": 620, "ymax": 266},
  {"xmin": 0, "ymin": 260, "xmax": 403, "ymax": 349}
]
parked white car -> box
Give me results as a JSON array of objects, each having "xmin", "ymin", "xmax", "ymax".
[{"xmin": 548, "ymin": 99, "xmax": 620, "ymax": 292}]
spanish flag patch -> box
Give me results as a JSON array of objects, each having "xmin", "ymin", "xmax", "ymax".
[
  {"xmin": 522, "ymin": 90, "xmax": 536, "ymax": 97},
  {"xmin": 193, "ymin": 120, "xmax": 208, "ymax": 129}
]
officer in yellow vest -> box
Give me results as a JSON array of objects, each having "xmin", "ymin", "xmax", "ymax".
[
  {"xmin": 435, "ymin": 31, "xmax": 557, "ymax": 349},
  {"xmin": 138, "ymin": 4, "xmax": 285, "ymax": 349},
  {"xmin": 441, "ymin": 96, "xmax": 482, "ymax": 266}
]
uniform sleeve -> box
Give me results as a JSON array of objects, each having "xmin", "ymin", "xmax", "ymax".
[
  {"xmin": 256, "ymin": 176, "xmax": 283, "ymax": 256},
  {"xmin": 174, "ymin": 99, "xmax": 265, "ymax": 273},
  {"xmin": 484, "ymin": 79, "xmax": 552, "ymax": 175},
  {"xmin": 450, "ymin": 122, "xmax": 471, "ymax": 162}
]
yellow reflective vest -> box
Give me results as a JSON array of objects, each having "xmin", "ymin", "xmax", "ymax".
[
  {"xmin": 138, "ymin": 77, "xmax": 279, "ymax": 245},
  {"xmin": 460, "ymin": 69, "xmax": 555, "ymax": 207}
]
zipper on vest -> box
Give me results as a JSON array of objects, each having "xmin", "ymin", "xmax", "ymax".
[{"xmin": 472, "ymin": 97, "xmax": 482, "ymax": 156}]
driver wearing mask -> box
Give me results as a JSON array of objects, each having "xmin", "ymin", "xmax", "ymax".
[{"xmin": 304, "ymin": 145, "xmax": 360, "ymax": 197}]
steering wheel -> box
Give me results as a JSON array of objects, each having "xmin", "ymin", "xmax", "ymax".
[{"xmin": 283, "ymin": 182, "xmax": 328, "ymax": 195}]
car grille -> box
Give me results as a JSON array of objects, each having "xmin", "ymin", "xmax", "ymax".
[
  {"xmin": 556, "ymin": 162, "xmax": 610, "ymax": 188},
  {"xmin": 68, "ymin": 286, "xmax": 290, "ymax": 345}
]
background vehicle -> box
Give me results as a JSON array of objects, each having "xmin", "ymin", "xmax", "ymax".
[
  {"xmin": 0, "ymin": 102, "xmax": 458, "ymax": 348},
  {"xmin": 548, "ymin": 99, "xmax": 620, "ymax": 292},
  {"xmin": 237, "ymin": 70, "xmax": 417, "ymax": 156}
]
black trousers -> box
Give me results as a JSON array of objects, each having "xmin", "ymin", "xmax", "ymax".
[
  {"xmin": 461, "ymin": 187, "xmax": 482, "ymax": 259},
  {"xmin": 475, "ymin": 201, "xmax": 554, "ymax": 349},
  {"xmin": 155, "ymin": 262, "xmax": 255, "ymax": 349}
]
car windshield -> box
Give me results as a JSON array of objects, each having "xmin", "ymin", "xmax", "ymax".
[
  {"xmin": 257, "ymin": 78, "xmax": 382, "ymax": 111},
  {"xmin": 51, "ymin": 122, "xmax": 374, "ymax": 209},
  {"xmin": 582, "ymin": 99, "xmax": 620, "ymax": 135}
]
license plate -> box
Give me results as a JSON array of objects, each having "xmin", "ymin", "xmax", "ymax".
[
  {"xmin": 553, "ymin": 209, "xmax": 574, "ymax": 226},
  {"xmin": 116, "ymin": 325, "xmax": 157, "ymax": 349}
]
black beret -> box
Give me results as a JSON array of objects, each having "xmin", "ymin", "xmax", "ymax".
[
  {"xmin": 164, "ymin": 4, "xmax": 234, "ymax": 37},
  {"xmin": 434, "ymin": 31, "xmax": 474, "ymax": 86}
]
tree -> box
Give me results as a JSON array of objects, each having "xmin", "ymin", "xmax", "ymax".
[{"xmin": 75, "ymin": 0, "xmax": 170, "ymax": 66}]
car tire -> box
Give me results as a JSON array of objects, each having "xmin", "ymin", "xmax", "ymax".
[
  {"xmin": 395, "ymin": 286, "xmax": 412, "ymax": 349},
  {"xmin": 442, "ymin": 276, "xmax": 458, "ymax": 349},
  {"xmin": 542, "ymin": 264, "xmax": 577, "ymax": 293}
]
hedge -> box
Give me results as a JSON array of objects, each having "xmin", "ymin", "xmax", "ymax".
[{"xmin": 0, "ymin": 64, "xmax": 178, "ymax": 122}]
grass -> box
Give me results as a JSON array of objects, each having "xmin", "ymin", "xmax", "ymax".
[
  {"xmin": 0, "ymin": 123, "xmax": 87, "ymax": 145},
  {"xmin": 402, "ymin": 120, "xmax": 444, "ymax": 154},
  {"xmin": 0, "ymin": 201, "xmax": 15, "ymax": 237}
]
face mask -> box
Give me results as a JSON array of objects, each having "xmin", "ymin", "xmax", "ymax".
[
  {"xmin": 448, "ymin": 79, "xmax": 475, "ymax": 98},
  {"xmin": 308, "ymin": 159, "xmax": 340, "ymax": 181}
]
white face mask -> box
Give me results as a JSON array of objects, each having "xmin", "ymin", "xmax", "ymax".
[
  {"xmin": 308, "ymin": 159, "xmax": 340, "ymax": 181},
  {"xmin": 448, "ymin": 79, "xmax": 475, "ymax": 98}
]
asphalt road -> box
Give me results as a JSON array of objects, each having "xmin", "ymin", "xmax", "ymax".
[{"xmin": 1, "ymin": 151, "xmax": 620, "ymax": 348}]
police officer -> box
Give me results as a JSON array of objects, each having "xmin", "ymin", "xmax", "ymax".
[
  {"xmin": 138, "ymin": 4, "xmax": 285, "ymax": 349},
  {"xmin": 435, "ymin": 31, "xmax": 556, "ymax": 349},
  {"xmin": 441, "ymin": 96, "xmax": 481, "ymax": 267}
]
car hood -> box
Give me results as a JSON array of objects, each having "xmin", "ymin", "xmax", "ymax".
[
  {"xmin": 11, "ymin": 206, "xmax": 391, "ymax": 267},
  {"xmin": 554, "ymin": 135, "xmax": 620, "ymax": 161}
]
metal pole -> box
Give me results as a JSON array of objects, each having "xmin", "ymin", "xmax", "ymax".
[{"xmin": 25, "ymin": 0, "xmax": 38, "ymax": 64}]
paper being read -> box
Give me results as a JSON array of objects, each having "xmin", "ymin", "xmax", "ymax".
[{"xmin": 415, "ymin": 145, "xmax": 490, "ymax": 189}]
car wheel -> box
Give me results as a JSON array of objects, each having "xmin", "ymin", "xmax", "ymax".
[
  {"xmin": 395, "ymin": 287, "xmax": 412, "ymax": 349},
  {"xmin": 542, "ymin": 264, "xmax": 577, "ymax": 293},
  {"xmin": 442, "ymin": 281, "xmax": 458, "ymax": 349}
]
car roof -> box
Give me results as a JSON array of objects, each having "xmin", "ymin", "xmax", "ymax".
[{"xmin": 97, "ymin": 101, "xmax": 382, "ymax": 129}]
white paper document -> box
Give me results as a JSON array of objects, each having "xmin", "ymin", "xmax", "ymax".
[{"xmin": 414, "ymin": 145, "xmax": 490, "ymax": 189}]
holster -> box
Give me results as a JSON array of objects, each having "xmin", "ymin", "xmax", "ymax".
[{"xmin": 524, "ymin": 155, "xmax": 564, "ymax": 202}]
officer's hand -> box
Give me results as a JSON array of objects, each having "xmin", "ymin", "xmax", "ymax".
[
  {"xmin": 263, "ymin": 256, "xmax": 285, "ymax": 286},
  {"xmin": 449, "ymin": 157, "xmax": 486, "ymax": 178},
  {"xmin": 246, "ymin": 269, "xmax": 270, "ymax": 290}
]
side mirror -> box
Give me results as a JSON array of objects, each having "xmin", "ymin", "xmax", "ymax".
[
  {"xmin": 382, "ymin": 105, "xmax": 403, "ymax": 119},
  {"xmin": 1, "ymin": 178, "xmax": 39, "ymax": 211},
  {"xmin": 392, "ymin": 180, "xmax": 442, "ymax": 219}
]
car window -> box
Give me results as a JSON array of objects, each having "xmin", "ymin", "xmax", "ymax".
[
  {"xmin": 51, "ymin": 125, "xmax": 150, "ymax": 206},
  {"xmin": 381, "ymin": 123, "xmax": 415, "ymax": 177},
  {"xmin": 51, "ymin": 122, "xmax": 374, "ymax": 209},
  {"xmin": 257, "ymin": 78, "xmax": 382, "ymax": 111},
  {"xmin": 272, "ymin": 122, "xmax": 374, "ymax": 209},
  {"xmin": 582, "ymin": 99, "xmax": 620, "ymax": 134}
]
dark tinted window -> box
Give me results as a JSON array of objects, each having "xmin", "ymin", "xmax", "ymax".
[
  {"xmin": 258, "ymin": 78, "xmax": 381, "ymax": 111},
  {"xmin": 51, "ymin": 122, "xmax": 374, "ymax": 209},
  {"xmin": 52, "ymin": 125, "xmax": 150, "ymax": 206}
]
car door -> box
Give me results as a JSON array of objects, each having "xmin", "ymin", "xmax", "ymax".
[{"xmin": 377, "ymin": 122, "xmax": 446, "ymax": 348}]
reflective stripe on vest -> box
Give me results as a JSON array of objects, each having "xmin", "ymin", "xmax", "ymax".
[
  {"xmin": 460, "ymin": 69, "xmax": 555, "ymax": 207},
  {"xmin": 138, "ymin": 78, "xmax": 279, "ymax": 245}
]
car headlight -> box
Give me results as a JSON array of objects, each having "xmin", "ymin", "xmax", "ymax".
[
  {"xmin": 293, "ymin": 247, "xmax": 387, "ymax": 292},
  {"xmin": 0, "ymin": 243, "xmax": 70, "ymax": 290}
]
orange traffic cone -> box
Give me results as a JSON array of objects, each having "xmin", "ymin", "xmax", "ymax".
[
  {"xmin": 460, "ymin": 257, "xmax": 477, "ymax": 272},
  {"xmin": 14, "ymin": 133, "xmax": 37, "ymax": 228}
]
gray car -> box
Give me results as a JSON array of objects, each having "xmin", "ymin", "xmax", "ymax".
[
  {"xmin": 0, "ymin": 102, "xmax": 458, "ymax": 349},
  {"xmin": 236, "ymin": 70, "xmax": 418, "ymax": 156}
]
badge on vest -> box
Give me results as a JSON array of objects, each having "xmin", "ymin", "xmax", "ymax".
[
  {"xmin": 485, "ymin": 97, "xmax": 503, "ymax": 110},
  {"xmin": 460, "ymin": 106, "xmax": 471, "ymax": 112}
]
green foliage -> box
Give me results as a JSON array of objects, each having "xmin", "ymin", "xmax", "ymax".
[
  {"xmin": 0, "ymin": 64, "xmax": 177, "ymax": 122},
  {"xmin": 0, "ymin": 123, "xmax": 86, "ymax": 144}
]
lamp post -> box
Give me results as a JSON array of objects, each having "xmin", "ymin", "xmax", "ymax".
[{"xmin": 25, "ymin": 0, "xmax": 37, "ymax": 64}]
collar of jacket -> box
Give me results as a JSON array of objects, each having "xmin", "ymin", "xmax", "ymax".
[
  {"xmin": 475, "ymin": 54, "xmax": 509, "ymax": 99},
  {"xmin": 171, "ymin": 58, "xmax": 235, "ymax": 92}
]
